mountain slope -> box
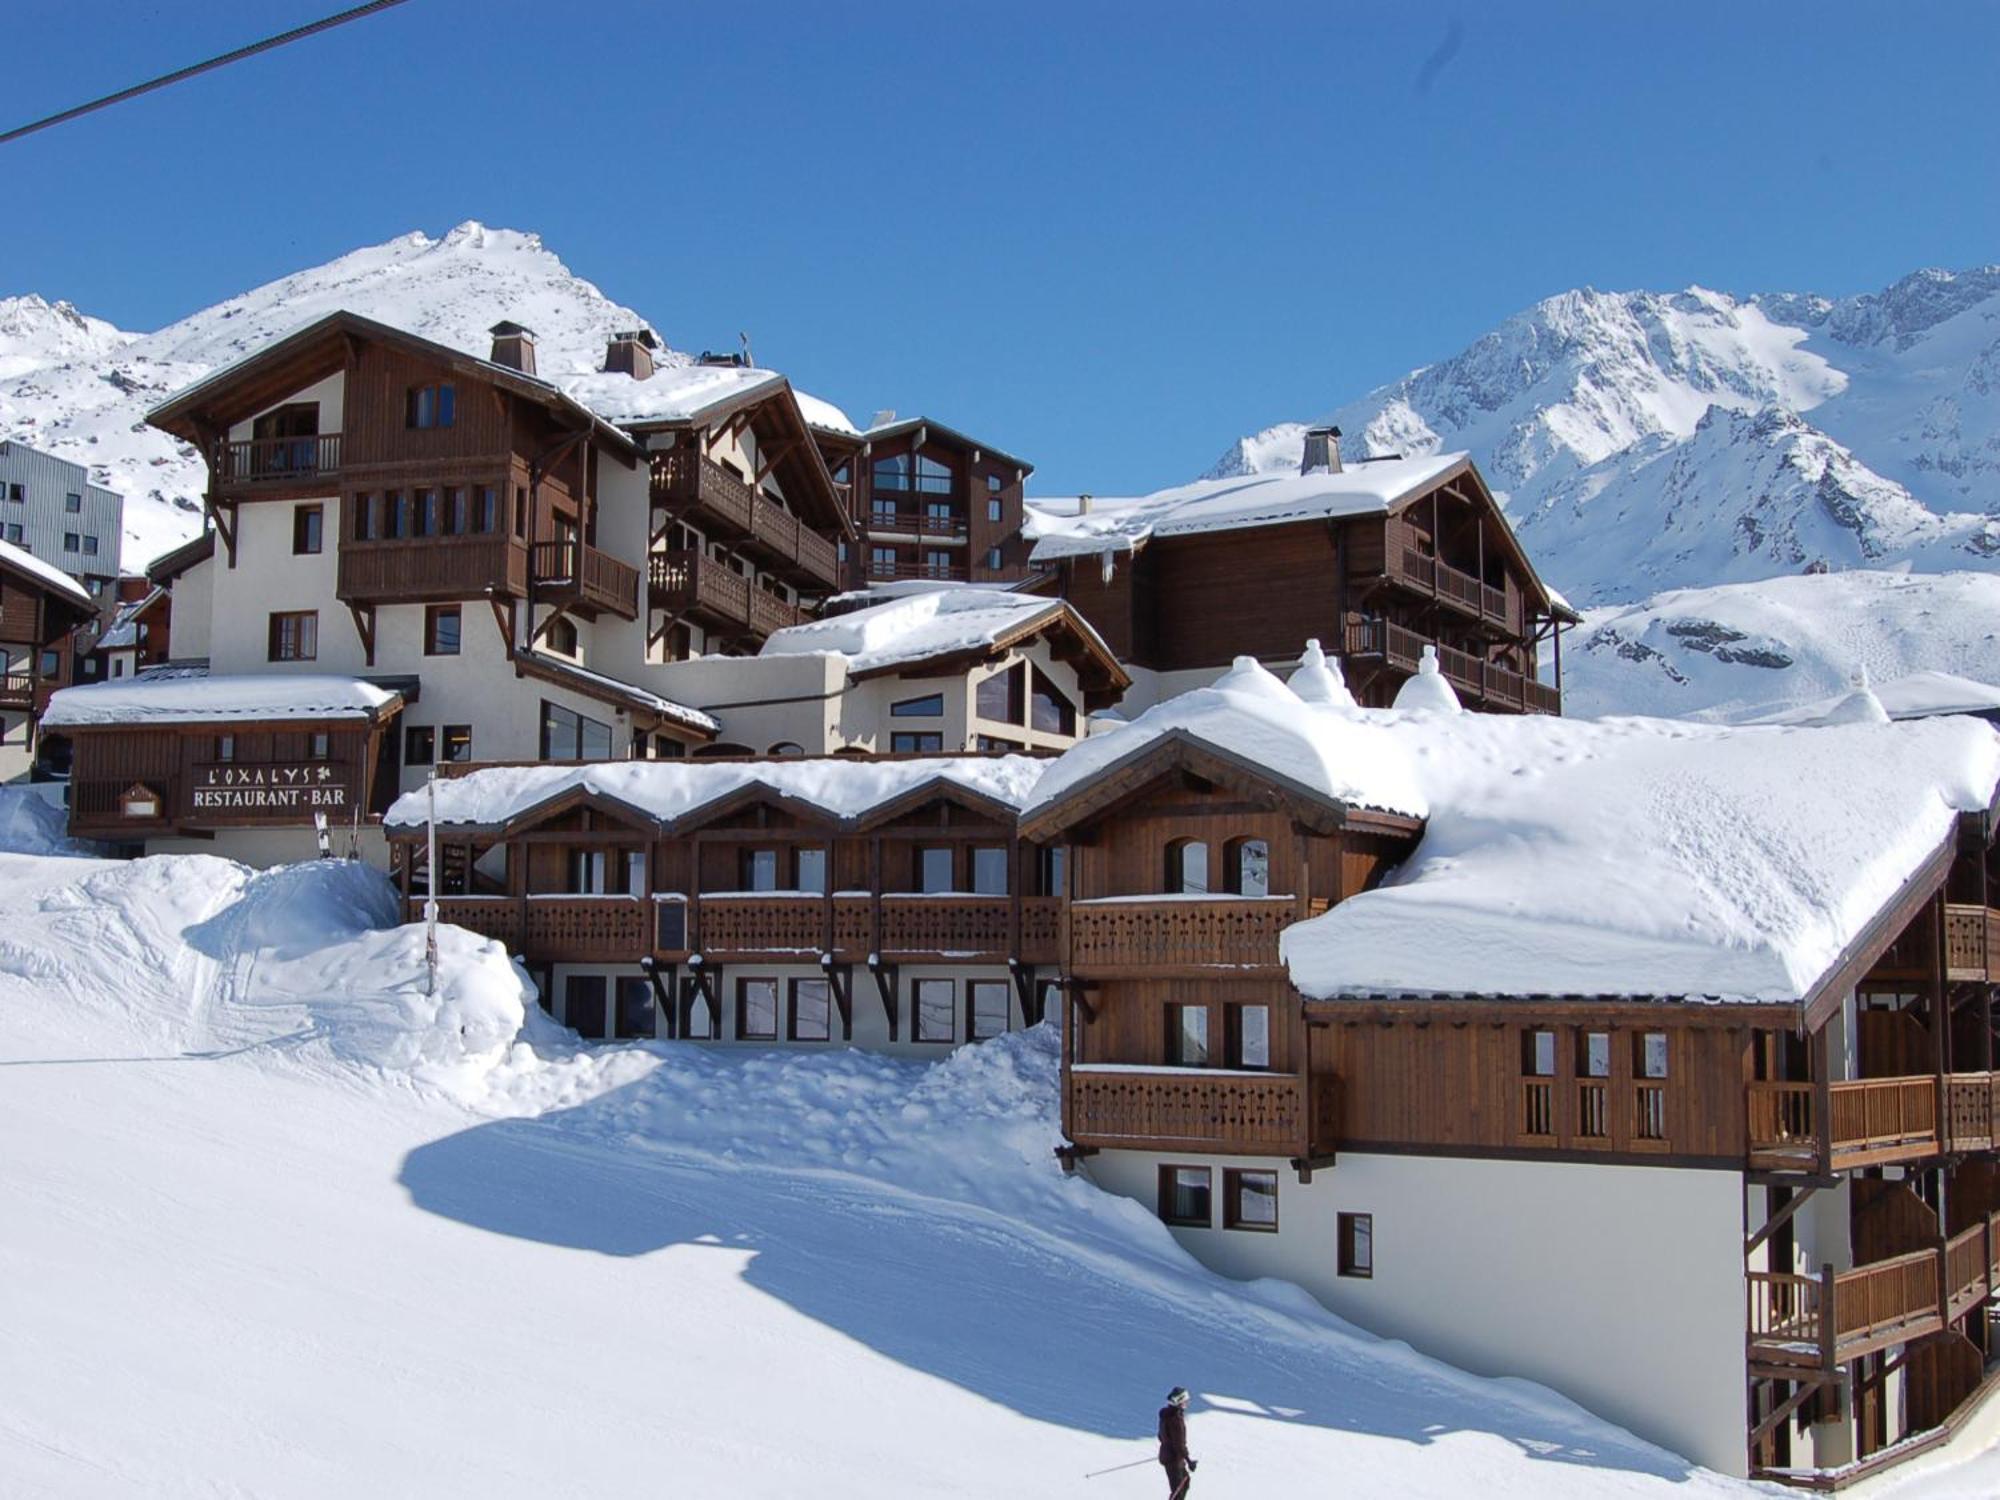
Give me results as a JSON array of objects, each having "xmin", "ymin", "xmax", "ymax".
[
  {"xmin": 0, "ymin": 223, "xmax": 665, "ymax": 566},
  {"xmin": 1209, "ymin": 269, "xmax": 2000, "ymax": 605}
]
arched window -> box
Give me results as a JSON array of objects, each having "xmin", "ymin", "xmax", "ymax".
[
  {"xmin": 767, "ymin": 741, "xmax": 805, "ymax": 757},
  {"xmin": 1224, "ymin": 838, "xmax": 1270, "ymax": 897},
  {"xmin": 693, "ymin": 742, "xmax": 755, "ymax": 759},
  {"xmin": 1165, "ymin": 838, "xmax": 1210, "ymax": 895},
  {"xmin": 544, "ymin": 616, "xmax": 578, "ymax": 656}
]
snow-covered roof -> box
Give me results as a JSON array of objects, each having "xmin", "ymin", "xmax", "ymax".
[
  {"xmin": 1030, "ymin": 648, "xmax": 2000, "ymax": 1008},
  {"xmin": 1025, "ymin": 453, "xmax": 1467, "ymax": 562},
  {"xmin": 386, "ymin": 754, "xmax": 1050, "ymax": 833},
  {"xmin": 759, "ymin": 585, "xmax": 1112, "ymax": 679},
  {"xmin": 0, "ymin": 537, "xmax": 92, "ymax": 610},
  {"xmin": 43, "ymin": 671, "xmax": 401, "ymax": 728},
  {"xmin": 555, "ymin": 363, "xmax": 783, "ymax": 427},
  {"xmin": 794, "ymin": 389, "xmax": 858, "ymax": 436},
  {"xmin": 516, "ymin": 650, "xmax": 720, "ymax": 737},
  {"xmin": 96, "ymin": 585, "xmax": 165, "ymax": 650},
  {"xmin": 1752, "ymin": 670, "xmax": 2000, "ymax": 726}
]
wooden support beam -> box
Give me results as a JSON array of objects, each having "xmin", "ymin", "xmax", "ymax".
[
  {"xmin": 869, "ymin": 960, "xmax": 900, "ymax": 1041},
  {"xmin": 1010, "ymin": 960, "xmax": 1041, "ymax": 1026},
  {"xmin": 1747, "ymin": 1185, "xmax": 1818, "ymax": 1258},
  {"xmin": 642, "ymin": 961, "xmax": 678, "ymax": 1041},
  {"xmin": 824, "ymin": 960, "xmax": 853, "ymax": 1041},
  {"xmin": 346, "ymin": 603, "xmax": 377, "ymax": 667},
  {"xmin": 752, "ymin": 437, "xmax": 798, "ymax": 487},
  {"xmin": 1751, "ymin": 1377, "xmax": 1834, "ymax": 1448}
]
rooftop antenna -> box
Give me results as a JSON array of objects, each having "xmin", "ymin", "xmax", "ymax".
[{"xmin": 739, "ymin": 331, "xmax": 754, "ymax": 368}]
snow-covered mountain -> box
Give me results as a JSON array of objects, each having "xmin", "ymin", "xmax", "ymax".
[
  {"xmin": 1209, "ymin": 270, "xmax": 2000, "ymax": 605},
  {"xmin": 0, "ymin": 223, "xmax": 673, "ymax": 566},
  {"xmin": 1562, "ymin": 569, "xmax": 2000, "ymax": 721}
]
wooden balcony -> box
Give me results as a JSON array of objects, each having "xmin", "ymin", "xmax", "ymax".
[
  {"xmin": 1068, "ymin": 896, "xmax": 1292, "ymax": 977},
  {"xmin": 1066, "ymin": 1066, "xmax": 1338, "ymax": 1158},
  {"xmin": 1749, "ymin": 1215, "xmax": 2000, "ymax": 1368},
  {"xmin": 865, "ymin": 559, "xmax": 968, "ymax": 583},
  {"xmin": 0, "ymin": 665, "xmax": 33, "ymax": 712},
  {"xmin": 338, "ymin": 535, "xmax": 526, "ymax": 606},
  {"xmin": 1343, "ymin": 617, "xmax": 1558, "ymax": 714},
  {"xmin": 1747, "ymin": 1075, "xmax": 1941, "ymax": 1171},
  {"xmin": 651, "ymin": 450, "xmax": 839, "ymax": 590},
  {"xmin": 1945, "ymin": 903, "xmax": 2000, "ymax": 981},
  {"xmin": 530, "ymin": 539, "xmax": 640, "ymax": 620},
  {"xmin": 216, "ymin": 433, "xmax": 342, "ymax": 497},
  {"xmin": 745, "ymin": 491, "xmax": 841, "ymax": 588},
  {"xmin": 649, "ymin": 551, "xmax": 803, "ymax": 641},
  {"xmin": 865, "ymin": 510, "xmax": 969, "ymax": 540},
  {"xmin": 1946, "ymin": 1073, "xmax": 2000, "ymax": 1152},
  {"xmin": 747, "ymin": 586, "xmax": 804, "ymax": 639},
  {"xmin": 1377, "ymin": 520, "xmax": 1522, "ymax": 633}
]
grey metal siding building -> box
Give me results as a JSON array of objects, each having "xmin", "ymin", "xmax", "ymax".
[{"xmin": 0, "ymin": 440, "xmax": 122, "ymax": 600}]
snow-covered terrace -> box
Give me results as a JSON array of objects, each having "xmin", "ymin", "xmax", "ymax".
[
  {"xmin": 386, "ymin": 752, "xmax": 1050, "ymax": 834},
  {"xmin": 1024, "ymin": 452, "xmax": 1467, "ymax": 561},
  {"xmin": 43, "ymin": 670, "xmax": 402, "ymax": 727},
  {"xmin": 759, "ymin": 585, "xmax": 1117, "ymax": 681}
]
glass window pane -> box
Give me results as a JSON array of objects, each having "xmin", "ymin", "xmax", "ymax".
[
  {"xmin": 1582, "ymin": 1032, "xmax": 1611, "ymax": 1078},
  {"xmin": 915, "ymin": 979, "xmax": 954, "ymax": 1042},
  {"xmin": 1233, "ymin": 1005, "xmax": 1270, "ymax": 1069},
  {"xmin": 1639, "ymin": 1032, "xmax": 1669, "ymax": 1079},
  {"xmin": 796, "ymin": 848, "xmax": 828, "ymax": 894},
  {"xmin": 580, "ymin": 716, "xmax": 613, "ymax": 761},
  {"xmin": 615, "ymin": 976, "xmax": 656, "ymax": 1040},
  {"xmin": 740, "ymin": 980, "xmax": 778, "ymax": 1040},
  {"xmin": 792, "ymin": 980, "xmax": 831, "ymax": 1042},
  {"xmin": 970, "ymin": 981, "xmax": 1009, "ymax": 1040},
  {"xmin": 746, "ymin": 849, "xmax": 778, "ymax": 892},
  {"xmin": 919, "ymin": 847, "xmax": 954, "ymax": 894},
  {"xmin": 971, "ymin": 846, "xmax": 1008, "ymax": 895},
  {"xmin": 1236, "ymin": 839, "xmax": 1269, "ymax": 897},
  {"xmin": 1231, "ymin": 1171, "xmax": 1278, "ymax": 1229},
  {"xmin": 1165, "ymin": 1166, "xmax": 1211, "ymax": 1225},
  {"xmin": 1172, "ymin": 1005, "xmax": 1210, "ymax": 1067}
]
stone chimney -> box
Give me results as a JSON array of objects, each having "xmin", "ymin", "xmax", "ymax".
[
  {"xmin": 1300, "ymin": 424, "xmax": 1343, "ymax": 475},
  {"xmin": 603, "ymin": 328, "xmax": 662, "ymax": 380},
  {"xmin": 1077, "ymin": 493, "xmax": 1093, "ymax": 515},
  {"xmin": 488, "ymin": 321, "xmax": 536, "ymax": 375}
]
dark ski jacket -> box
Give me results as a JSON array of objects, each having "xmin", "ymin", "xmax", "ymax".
[{"xmin": 1157, "ymin": 1404, "xmax": 1189, "ymax": 1467}]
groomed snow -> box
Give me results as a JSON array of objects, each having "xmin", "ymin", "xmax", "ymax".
[
  {"xmin": 43, "ymin": 669, "xmax": 400, "ymax": 727},
  {"xmin": 387, "ymin": 752, "xmax": 1051, "ymax": 832},
  {"xmin": 1024, "ymin": 452, "xmax": 1466, "ymax": 561},
  {"xmin": 759, "ymin": 586, "xmax": 1092, "ymax": 676},
  {"xmin": 0, "ymin": 844, "xmax": 1778, "ymax": 1499}
]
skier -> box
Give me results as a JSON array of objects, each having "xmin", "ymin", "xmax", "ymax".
[{"xmin": 1157, "ymin": 1386, "xmax": 1197, "ymax": 1497}]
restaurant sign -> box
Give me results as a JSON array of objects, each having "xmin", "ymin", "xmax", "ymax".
[{"xmin": 188, "ymin": 761, "xmax": 355, "ymax": 816}]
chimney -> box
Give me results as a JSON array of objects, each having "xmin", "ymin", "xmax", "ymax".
[
  {"xmin": 1300, "ymin": 424, "xmax": 1343, "ymax": 475},
  {"xmin": 1077, "ymin": 493, "xmax": 1093, "ymax": 515},
  {"xmin": 604, "ymin": 328, "xmax": 662, "ymax": 380},
  {"xmin": 488, "ymin": 321, "xmax": 536, "ymax": 375}
]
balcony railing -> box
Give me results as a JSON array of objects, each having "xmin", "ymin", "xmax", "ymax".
[
  {"xmin": 1748, "ymin": 1216, "xmax": 2000, "ymax": 1367},
  {"xmin": 651, "ymin": 450, "xmax": 840, "ymax": 589},
  {"xmin": 865, "ymin": 559, "xmax": 967, "ymax": 583},
  {"xmin": 1747, "ymin": 1075, "xmax": 1941, "ymax": 1170},
  {"xmin": 1945, "ymin": 903, "xmax": 2000, "ymax": 981},
  {"xmin": 217, "ymin": 433, "xmax": 342, "ymax": 491},
  {"xmin": 866, "ymin": 510, "xmax": 969, "ymax": 540},
  {"xmin": 1068, "ymin": 896, "xmax": 1292, "ymax": 974},
  {"xmin": 1065, "ymin": 1066, "xmax": 1337, "ymax": 1158},
  {"xmin": 0, "ymin": 666, "xmax": 33, "ymax": 711},
  {"xmin": 337, "ymin": 535, "xmax": 526, "ymax": 606},
  {"xmin": 1344, "ymin": 617, "xmax": 1559, "ymax": 714},
  {"xmin": 530, "ymin": 540, "xmax": 640, "ymax": 620},
  {"xmin": 747, "ymin": 586, "xmax": 803, "ymax": 639},
  {"xmin": 1380, "ymin": 519, "xmax": 1521, "ymax": 632}
]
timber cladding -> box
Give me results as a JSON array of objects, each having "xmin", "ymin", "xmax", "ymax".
[{"xmin": 1141, "ymin": 526, "xmax": 1344, "ymax": 670}]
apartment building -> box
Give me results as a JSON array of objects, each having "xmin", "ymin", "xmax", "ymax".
[{"xmin": 0, "ymin": 439, "xmax": 123, "ymax": 601}]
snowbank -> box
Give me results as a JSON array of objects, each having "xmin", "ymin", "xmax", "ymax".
[{"xmin": 0, "ymin": 784, "xmax": 99, "ymax": 856}]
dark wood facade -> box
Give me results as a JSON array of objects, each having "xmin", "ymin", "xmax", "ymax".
[{"xmin": 1034, "ymin": 460, "xmax": 1569, "ymax": 713}]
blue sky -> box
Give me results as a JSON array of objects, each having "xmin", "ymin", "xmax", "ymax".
[{"xmin": 6, "ymin": 0, "xmax": 1998, "ymax": 495}]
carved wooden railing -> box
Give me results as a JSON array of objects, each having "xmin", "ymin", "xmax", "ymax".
[
  {"xmin": 531, "ymin": 539, "xmax": 640, "ymax": 619},
  {"xmin": 522, "ymin": 895, "xmax": 651, "ymax": 961},
  {"xmin": 1066, "ymin": 1067, "xmax": 1314, "ymax": 1156},
  {"xmin": 747, "ymin": 491, "xmax": 841, "ymax": 587},
  {"xmin": 1342, "ymin": 617, "xmax": 1558, "ymax": 715},
  {"xmin": 1945, "ymin": 903, "xmax": 1998, "ymax": 980},
  {"xmin": 218, "ymin": 433, "xmax": 342, "ymax": 488},
  {"xmin": 428, "ymin": 896, "xmax": 524, "ymax": 948},
  {"xmin": 880, "ymin": 895, "xmax": 1014, "ymax": 958},
  {"xmin": 695, "ymin": 895, "xmax": 838, "ymax": 955},
  {"xmin": 747, "ymin": 587, "xmax": 803, "ymax": 639},
  {"xmin": 1068, "ymin": 897, "xmax": 1293, "ymax": 972},
  {"xmin": 0, "ymin": 665, "xmax": 33, "ymax": 709},
  {"xmin": 651, "ymin": 449, "xmax": 755, "ymax": 535},
  {"xmin": 338, "ymin": 535, "xmax": 526, "ymax": 604},
  {"xmin": 1946, "ymin": 1073, "xmax": 2000, "ymax": 1153},
  {"xmin": 1747, "ymin": 1075, "xmax": 1940, "ymax": 1168},
  {"xmin": 1019, "ymin": 896, "xmax": 1061, "ymax": 965},
  {"xmin": 649, "ymin": 550, "xmax": 750, "ymax": 628}
]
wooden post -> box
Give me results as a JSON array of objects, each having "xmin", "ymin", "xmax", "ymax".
[
  {"xmin": 1820, "ymin": 1263, "xmax": 1838, "ymax": 1375},
  {"xmin": 1813, "ymin": 1025, "xmax": 1834, "ymax": 1178},
  {"xmin": 1934, "ymin": 896, "xmax": 1951, "ymax": 1150}
]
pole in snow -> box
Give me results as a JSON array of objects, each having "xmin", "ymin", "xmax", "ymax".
[
  {"xmin": 424, "ymin": 769, "xmax": 439, "ymax": 998},
  {"xmin": 1083, "ymin": 1457, "xmax": 1156, "ymax": 1479}
]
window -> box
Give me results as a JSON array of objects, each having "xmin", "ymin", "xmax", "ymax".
[
  {"xmin": 1167, "ymin": 1003, "xmax": 1211, "ymax": 1067},
  {"xmin": 540, "ymin": 701, "xmax": 613, "ymax": 761},
  {"xmin": 891, "ymin": 731, "xmax": 943, "ymax": 753},
  {"xmin": 1039, "ymin": 844, "xmax": 1067, "ymax": 898},
  {"xmin": 386, "ymin": 490, "xmax": 409, "ymax": 539},
  {"xmin": 1224, "ymin": 1169, "xmax": 1279, "ymax": 1232},
  {"xmin": 64, "ymin": 492, "xmax": 81, "ymax": 513},
  {"xmin": 215, "ymin": 734, "xmax": 235, "ymax": 763},
  {"xmin": 970, "ymin": 846, "xmax": 1009, "ymax": 896},
  {"xmin": 986, "ymin": 498, "xmax": 1002, "ymax": 522},
  {"xmin": 796, "ymin": 847, "xmax": 828, "ymax": 894},
  {"xmin": 1227, "ymin": 1004, "xmax": 1271, "ymax": 1069},
  {"xmin": 440, "ymin": 724, "xmax": 472, "ymax": 764},
  {"xmin": 293, "ymin": 504, "xmax": 323, "ymax": 555},
  {"xmin": 1165, "ymin": 838, "xmax": 1209, "ymax": 895},
  {"xmin": 62, "ymin": 532, "xmax": 78, "ymax": 553},
  {"xmin": 922, "ymin": 549, "xmax": 952, "ymax": 577},
  {"xmin": 1634, "ymin": 1031, "xmax": 1669, "ymax": 1142},
  {"xmin": 1225, "ymin": 838, "xmax": 1270, "ymax": 897},
  {"xmin": 1030, "ymin": 666, "xmax": 1076, "ymax": 736},
  {"xmin": 564, "ymin": 976, "xmax": 608, "ymax": 1039},
  {"xmin": 405, "ymin": 725, "xmax": 435, "ymax": 767},
  {"xmin": 976, "ymin": 735, "xmax": 1023, "ymax": 752},
  {"xmin": 917, "ymin": 846, "xmax": 954, "ymax": 894},
  {"xmin": 1338, "ymin": 1212, "xmax": 1374, "ymax": 1277},
  {"xmin": 82, "ymin": 536, "xmax": 99, "ymax": 556},
  {"xmin": 976, "ymin": 663, "xmax": 1024, "ymax": 725},
  {"xmin": 985, "ymin": 547, "xmax": 1002, "ymax": 570},
  {"xmin": 267, "ymin": 610, "xmax": 317, "ymax": 661},
  {"xmin": 890, "ymin": 693, "xmax": 944, "ymax": 717},
  {"xmin": 1522, "ymin": 1029, "xmax": 1557, "ymax": 1077},
  {"xmin": 736, "ymin": 978, "xmax": 779, "ymax": 1041},
  {"xmin": 406, "ymin": 382, "xmax": 456, "ymax": 429},
  {"xmin": 4, "ymin": 525, "xmax": 19, "ymax": 544},
  {"xmin": 474, "ymin": 486, "xmax": 499, "ymax": 533},
  {"xmin": 424, "ymin": 605, "xmax": 462, "ymax": 656},
  {"xmin": 545, "ymin": 616, "xmax": 579, "ymax": 656},
  {"xmin": 308, "ymin": 731, "xmax": 330, "ymax": 761},
  {"xmin": 414, "ymin": 488, "xmax": 441, "ymax": 537},
  {"xmin": 615, "ymin": 976, "xmax": 656, "ymax": 1040},
  {"xmin": 1521, "ymin": 1028, "xmax": 1556, "ymax": 1137},
  {"xmin": 869, "ymin": 545, "xmax": 896, "ymax": 574},
  {"xmin": 1579, "ymin": 1031, "xmax": 1611, "ymax": 1078},
  {"xmin": 1635, "ymin": 1031, "xmax": 1669, "ymax": 1080},
  {"xmin": 1159, "ymin": 1166, "xmax": 1212, "ymax": 1227},
  {"xmin": 789, "ymin": 978, "xmax": 833, "ymax": 1042},
  {"xmin": 870, "ymin": 496, "xmax": 899, "ymax": 524},
  {"xmin": 5, "ymin": 483, "xmax": 20, "ymax": 500},
  {"xmin": 741, "ymin": 848, "xmax": 780, "ymax": 892},
  {"xmin": 986, "ymin": 474, "xmax": 1002, "ymax": 494},
  {"xmin": 354, "ymin": 493, "xmax": 379, "ymax": 541},
  {"xmin": 913, "ymin": 978, "xmax": 955, "ymax": 1043},
  {"xmin": 969, "ymin": 980, "xmax": 1010, "ymax": 1041}
]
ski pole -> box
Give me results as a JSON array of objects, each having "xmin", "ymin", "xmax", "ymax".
[{"xmin": 1084, "ymin": 1457, "xmax": 1156, "ymax": 1479}]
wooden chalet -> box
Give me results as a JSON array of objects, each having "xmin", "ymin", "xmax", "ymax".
[
  {"xmin": 383, "ymin": 753, "xmax": 1063, "ymax": 1049},
  {"xmin": 1027, "ymin": 433, "xmax": 1577, "ymax": 714},
  {"xmin": 1018, "ymin": 670, "xmax": 2000, "ymax": 1485},
  {"xmin": 0, "ymin": 539, "xmax": 102, "ymax": 779}
]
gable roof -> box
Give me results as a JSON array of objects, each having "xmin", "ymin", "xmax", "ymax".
[
  {"xmin": 859, "ymin": 415, "xmax": 1034, "ymax": 476},
  {"xmin": 0, "ymin": 537, "xmax": 93, "ymax": 616}
]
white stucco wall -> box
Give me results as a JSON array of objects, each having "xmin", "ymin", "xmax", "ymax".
[
  {"xmin": 1086, "ymin": 1148, "xmax": 1752, "ymax": 1477},
  {"xmin": 168, "ymin": 555, "xmax": 214, "ymax": 661}
]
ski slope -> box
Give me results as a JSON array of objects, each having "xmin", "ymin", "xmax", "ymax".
[{"xmin": 0, "ymin": 799, "xmax": 1986, "ymax": 1497}]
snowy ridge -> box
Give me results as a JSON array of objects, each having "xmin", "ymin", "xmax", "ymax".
[{"xmin": 1207, "ymin": 269, "xmax": 2000, "ymax": 606}]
